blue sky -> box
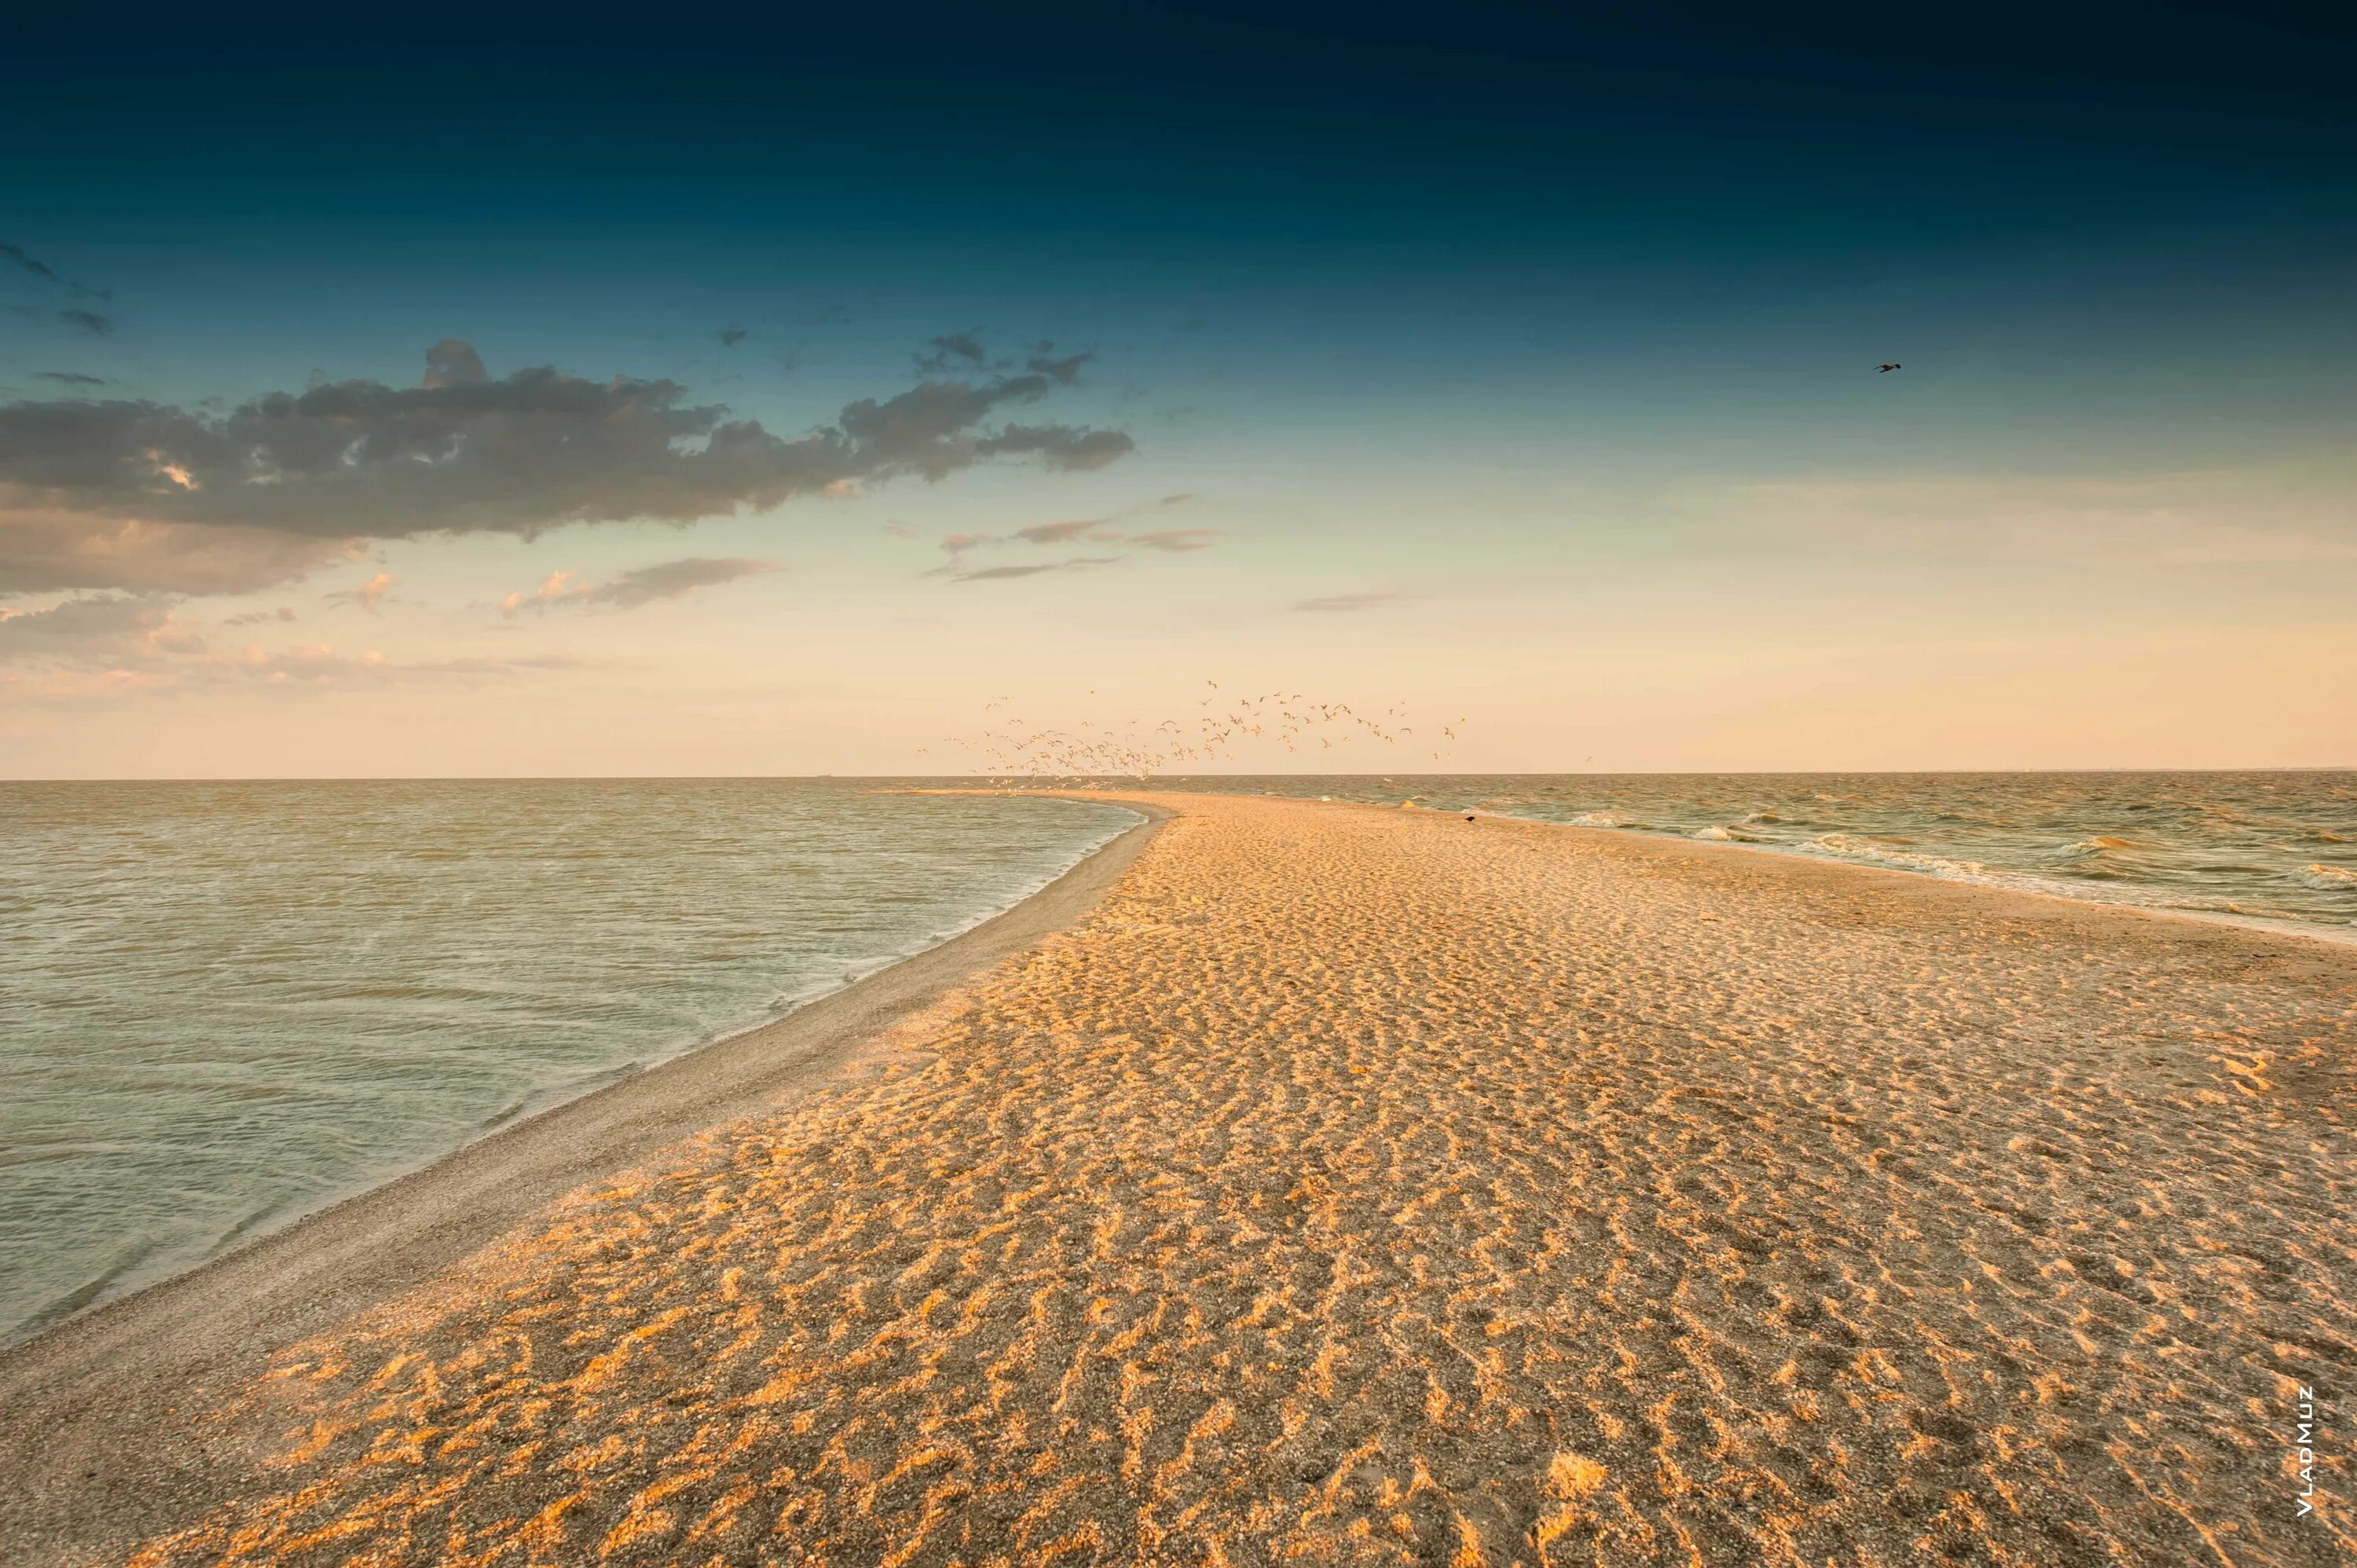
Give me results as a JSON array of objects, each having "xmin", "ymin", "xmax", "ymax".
[{"xmin": 3, "ymin": 2, "xmax": 2352, "ymax": 774}]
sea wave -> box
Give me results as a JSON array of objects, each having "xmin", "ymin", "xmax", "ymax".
[
  {"xmin": 1805, "ymin": 833, "xmax": 1989, "ymax": 881},
  {"xmin": 2065, "ymin": 835, "xmax": 2135, "ymax": 855},
  {"xmin": 2304, "ymin": 863, "xmax": 2357, "ymax": 892}
]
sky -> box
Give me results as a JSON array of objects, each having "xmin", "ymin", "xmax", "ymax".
[{"xmin": 3, "ymin": 1, "xmax": 2353, "ymax": 777}]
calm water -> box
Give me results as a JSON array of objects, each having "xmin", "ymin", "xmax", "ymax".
[
  {"xmin": 1131, "ymin": 771, "xmax": 2357, "ymax": 934},
  {"xmin": 0, "ymin": 782, "xmax": 1135, "ymax": 1345}
]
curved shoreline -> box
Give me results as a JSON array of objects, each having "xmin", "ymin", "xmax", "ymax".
[
  {"xmin": 6, "ymin": 797, "xmax": 1142, "ymax": 1350},
  {"xmin": 80, "ymin": 789, "xmax": 2356, "ymax": 1568},
  {"xmin": 0, "ymin": 804, "xmax": 1169, "ymax": 1567}
]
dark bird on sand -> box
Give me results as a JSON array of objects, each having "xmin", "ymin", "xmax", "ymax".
[{"xmin": 1877, "ymin": 363, "xmax": 1901, "ymax": 372}]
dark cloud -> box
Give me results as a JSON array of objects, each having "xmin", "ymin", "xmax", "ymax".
[
  {"xmin": 0, "ymin": 593, "xmax": 201, "ymax": 667},
  {"xmin": 918, "ymin": 332, "xmax": 988, "ymax": 372},
  {"xmin": 222, "ymin": 606, "xmax": 297, "ymax": 626},
  {"xmin": 975, "ymin": 423, "xmax": 1133, "ymax": 471},
  {"xmin": 1025, "ymin": 351, "xmax": 1093, "ymax": 386},
  {"xmin": 1, "ymin": 241, "xmax": 108, "ymax": 300},
  {"xmin": 500, "ymin": 557, "xmax": 777, "ymax": 615},
  {"xmin": 421, "ymin": 337, "xmax": 487, "ymax": 388},
  {"xmin": 718, "ymin": 327, "xmax": 750, "ymax": 349},
  {"xmin": 0, "ymin": 339, "xmax": 1131, "ymax": 595},
  {"xmin": 1294, "ymin": 592, "xmax": 1415, "ymax": 613},
  {"xmin": 35, "ymin": 372, "xmax": 107, "ymax": 387},
  {"xmin": 60, "ymin": 310, "xmax": 114, "ymax": 337},
  {"xmin": 0, "ymin": 511, "xmax": 365, "ymax": 597},
  {"xmin": 836, "ymin": 374, "xmax": 1127, "ymax": 479}
]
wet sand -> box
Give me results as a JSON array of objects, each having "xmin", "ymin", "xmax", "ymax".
[{"xmin": 6, "ymin": 793, "xmax": 2353, "ymax": 1566}]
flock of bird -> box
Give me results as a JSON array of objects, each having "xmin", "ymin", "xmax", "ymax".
[{"xmin": 926, "ymin": 682, "xmax": 1466, "ymax": 782}]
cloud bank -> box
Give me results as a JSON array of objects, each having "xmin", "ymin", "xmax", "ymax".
[{"xmin": 0, "ymin": 339, "xmax": 1131, "ymax": 597}]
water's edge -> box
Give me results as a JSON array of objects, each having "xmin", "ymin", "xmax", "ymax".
[
  {"xmin": 1479, "ymin": 802, "xmax": 2357, "ymax": 950},
  {"xmin": 0, "ymin": 805, "xmax": 1169, "ymax": 1564},
  {"xmin": 4, "ymin": 798, "xmax": 1141, "ymax": 1349}
]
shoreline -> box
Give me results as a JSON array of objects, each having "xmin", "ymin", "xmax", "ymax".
[
  {"xmin": 1481, "ymin": 802, "xmax": 2357, "ymax": 951},
  {"xmin": 0, "ymin": 804, "xmax": 1169, "ymax": 1567},
  {"xmin": 1013, "ymin": 784, "xmax": 2357, "ymax": 950},
  {"xmin": 4, "ymin": 797, "xmax": 1142, "ymax": 1350},
  {"xmin": 943, "ymin": 778, "xmax": 2357, "ymax": 947},
  {"xmin": 9, "ymin": 791, "xmax": 2351, "ymax": 1566}
]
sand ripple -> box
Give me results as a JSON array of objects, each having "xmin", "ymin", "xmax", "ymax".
[{"xmin": 129, "ymin": 796, "xmax": 2355, "ymax": 1566}]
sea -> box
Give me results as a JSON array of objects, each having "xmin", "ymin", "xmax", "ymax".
[
  {"xmin": 1137, "ymin": 771, "xmax": 2357, "ymax": 934},
  {"xmin": 3, "ymin": 771, "xmax": 2352, "ymax": 1346},
  {"xmin": 0, "ymin": 782, "xmax": 1137, "ymax": 1346}
]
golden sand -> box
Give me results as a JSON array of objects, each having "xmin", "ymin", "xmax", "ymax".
[{"xmin": 123, "ymin": 795, "xmax": 2354, "ymax": 1566}]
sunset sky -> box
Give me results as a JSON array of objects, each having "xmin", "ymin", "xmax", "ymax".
[{"xmin": 4, "ymin": 3, "xmax": 2352, "ymax": 776}]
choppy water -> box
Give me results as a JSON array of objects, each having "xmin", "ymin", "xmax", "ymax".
[
  {"xmin": 1133, "ymin": 771, "xmax": 2357, "ymax": 936},
  {"xmin": 0, "ymin": 782, "xmax": 1134, "ymax": 1345}
]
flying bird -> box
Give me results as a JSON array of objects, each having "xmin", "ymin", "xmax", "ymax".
[{"xmin": 1876, "ymin": 363, "xmax": 1901, "ymax": 373}]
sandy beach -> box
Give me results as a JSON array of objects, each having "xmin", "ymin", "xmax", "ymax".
[{"xmin": 3, "ymin": 793, "xmax": 2351, "ymax": 1566}]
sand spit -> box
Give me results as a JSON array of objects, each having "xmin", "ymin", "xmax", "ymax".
[{"xmin": 13, "ymin": 793, "xmax": 2357, "ymax": 1566}]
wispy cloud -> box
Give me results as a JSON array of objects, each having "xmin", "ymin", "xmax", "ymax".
[
  {"xmin": 935, "ymin": 494, "xmax": 1215, "ymax": 569},
  {"xmin": 499, "ymin": 557, "xmax": 779, "ymax": 616},
  {"xmin": 1294, "ymin": 592, "xmax": 1416, "ymax": 613},
  {"xmin": 949, "ymin": 556, "xmax": 1124, "ymax": 584},
  {"xmin": 5, "ymin": 305, "xmax": 117, "ymax": 336},
  {"xmin": 1013, "ymin": 517, "xmax": 1118, "ymax": 546},
  {"xmin": 718, "ymin": 326, "xmax": 750, "ymax": 348},
  {"xmin": 33, "ymin": 371, "xmax": 106, "ymax": 387},
  {"xmin": 0, "ymin": 240, "xmax": 110, "ymax": 299},
  {"xmin": 1131, "ymin": 528, "xmax": 1221, "ymax": 552}
]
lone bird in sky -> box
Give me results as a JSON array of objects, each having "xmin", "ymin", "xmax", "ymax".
[{"xmin": 1876, "ymin": 362, "xmax": 1902, "ymax": 372}]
